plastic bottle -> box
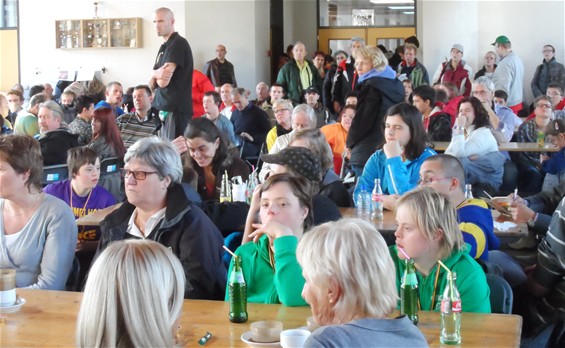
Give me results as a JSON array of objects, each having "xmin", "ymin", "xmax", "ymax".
[
  {"xmin": 371, "ymin": 178, "xmax": 384, "ymax": 220},
  {"xmin": 220, "ymin": 171, "xmax": 231, "ymax": 203},
  {"xmin": 356, "ymin": 185, "xmax": 371, "ymax": 219},
  {"xmin": 464, "ymin": 184, "xmax": 473, "ymax": 200},
  {"xmin": 228, "ymin": 256, "xmax": 248, "ymax": 323},
  {"xmin": 440, "ymin": 272, "xmax": 461, "ymax": 345},
  {"xmin": 400, "ymin": 258, "xmax": 419, "ymax": 325}
]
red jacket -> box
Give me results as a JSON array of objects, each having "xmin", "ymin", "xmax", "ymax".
[
  {"xmin": 192, "ymin": 70, "xmax": 215, "ymax": 117},
  {"xmin": 437, "ymin": 61, "xmax": 472, "ymax": 97},
  {"xmin": 443, "ymin": 96, "xmax": 464, "ymax": 126}
]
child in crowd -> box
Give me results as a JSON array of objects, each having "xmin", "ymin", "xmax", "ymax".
[
  {"xmin": 44, "ymin": 147, "xmax": 116, "ymax": 284},
  {"xmin": 540, "ymin": 119, "xmax": 565, "ymax": 190},
  {"xmin": 390, "ymin": 187, "xmax": 491, "ymax": 313},
  {"xmin": 233, "ymin": 173, "xmax": 313, "ymax": 306}
]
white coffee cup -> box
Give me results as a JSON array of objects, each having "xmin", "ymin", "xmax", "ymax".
[
  {"xmin": 0, "ymin": 269, "xmax": 16, "ymax": 306},
  {"xmin": 232, "ymin": 183, "xmax": 247, "ymax": 202},
  {"xmin": 280, "ymin": 329, "xmax": 311, "ymax": 348}
]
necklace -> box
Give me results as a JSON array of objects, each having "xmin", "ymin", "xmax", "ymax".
[
  {"xmin": 417, "ymin": 263, "xmax": 441, "ymax": 311},
  {"xmin": 69, "ymin": 182, "xmax": 93, "ymax": 218},
  {"xmin": 268, "ymin": 245, "xmax": 276, "ymax": 272}
]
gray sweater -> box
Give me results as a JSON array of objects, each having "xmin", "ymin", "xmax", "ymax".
[
  {"xmin": 0, "ymin": 195, "xmax": 77, "ymax": 290},
  {"xmin": 305, "ymin": 316, "xmax": 428, "ymax": 348}
]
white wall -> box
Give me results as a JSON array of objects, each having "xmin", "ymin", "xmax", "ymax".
[
  {"xmin": 18, "ymin": 0, "xmax": 270, "ymax": 96},
  {"xmin": 283, "ymin": 0, "xmax": 318, "ymax": 52},
  {"xmin": 418, "ymin": 0, "xmax": 565, "ymax": 105}
]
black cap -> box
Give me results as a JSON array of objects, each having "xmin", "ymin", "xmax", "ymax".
[
  {"xmin": 261, "ymin": 146, "xmax": 321, "ymax": 182},
  {"xmin": 304, "ymin": 86, "xmax": 319, "ymax": 95}
]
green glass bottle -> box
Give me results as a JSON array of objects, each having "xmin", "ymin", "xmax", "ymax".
[
  {"xmin": 228, "ymin": 256, "xmax": 248, "ymax": 323},
  {"xmin": 400, "ymin": 258, "xmax": 419, "ymax": 325}
]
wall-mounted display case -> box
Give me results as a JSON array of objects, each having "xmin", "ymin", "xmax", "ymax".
[{"xmin": 55, "ymin": 17, "xmax": 141, "ymax": 49}]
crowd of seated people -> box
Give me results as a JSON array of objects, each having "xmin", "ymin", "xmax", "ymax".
[{"xmin": 3, "ymin": 33, "xmax": 565, "ymax": 347}]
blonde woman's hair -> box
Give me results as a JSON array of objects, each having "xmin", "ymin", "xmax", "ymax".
[
  {"xmin": 395, "ymin": 187, "xmax": 464, "ymax": 260},
  {"xmin": 76, "ymin": 240, "xmax": 185, "ymax": 347},
  {"xmin": 353, "ymin": 46, "xmax": 388, "ymax": 72},
  {"xmin": 297, "ymin": 218, "xmax": 398, "ymax": 322}
]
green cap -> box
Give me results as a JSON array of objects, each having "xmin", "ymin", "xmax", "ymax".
[{"xmin": 491, "ymin": 35, "xmax": 511, "ymax": 45}]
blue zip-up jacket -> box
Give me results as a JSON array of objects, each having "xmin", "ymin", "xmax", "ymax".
[{"xmin": 354, "ymin": 147, "xmax": 437, "ymax": 202}]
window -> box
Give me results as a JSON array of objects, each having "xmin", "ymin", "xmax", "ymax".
[
  {"xmin": 319, "ymin": 0, "xmax": 415, "ymax": 27},
  {"xmin": 0, "ymin": 0, "xmax": 18, "ymax": 29}
]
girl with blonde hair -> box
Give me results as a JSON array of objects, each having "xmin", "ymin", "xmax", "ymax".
[{"xmin": 391, "ymin": 187, "xmax": 491, "ymax": 313}]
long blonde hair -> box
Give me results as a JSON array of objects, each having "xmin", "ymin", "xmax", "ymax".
[{"xmin": 76, "ymin": 240, "xmax": 185, "ymax": 347}]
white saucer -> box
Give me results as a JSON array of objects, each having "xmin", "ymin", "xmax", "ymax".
[
  {"xmin": 0, "ymin": 297, "xmax": 25, "ymax": 313},
  {"xmin": 241, "ymin": 331, "xmax": 281, "ymax": 347}
]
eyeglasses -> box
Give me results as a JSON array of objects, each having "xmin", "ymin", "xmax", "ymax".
[
  {"xmin": 274, "ymin": 108, "xmax": 289, "ymax": 114},
  {"xmin": 120, "ymin": 169, "xmax": 158, "ymax": 180},
  {"xmin": 547, "ymin": 92, "xmax": 562, "ymax": 97},
  {"xmin": 472, "ymin": 90, "xmax": 489, "ymax": 96},
  {"xmin": 536, "ymin": 103, "xmax": 552, "ymax": 109},
  {"xmin": 418, "ymin": 177, "xmax": 451, "ymax": 186},
  {"xmin": 542, "ymin": 49, "xmax": 554, "ymax": 53}
]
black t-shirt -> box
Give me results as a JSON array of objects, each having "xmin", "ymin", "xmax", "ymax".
[
  {"xmin": 152, "ymin": 32, "xmax": 194, "ymax": 115},
  {"xmin": 218, "ymin": 61, "xmax": 234, "ymax": 85}
]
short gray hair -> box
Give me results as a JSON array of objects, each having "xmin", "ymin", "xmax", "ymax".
[
  {"xmin": 351, "ymin": 36, "xmax": 365, "ymax": 47},
  {"xmin": 473, "ymin": 76, "xmax": 495, "ymax": 93},
  {"xmin": 297, "ymin": 218, "xmax": 398, "ymax": 322},
  {"xmin": 125, "ymin": 137, "xmax": 183, "ymax": 184},
  {"xmin": 273, "ymin": 99, "xmax": 293, "ymax": 112},
  {"xmin": 291, "ymin": 104, "xmax": 316, "ymax": 127},
  {"xmin": 39, "ymin": 100, "xmax": 64, "ymax": 121}
]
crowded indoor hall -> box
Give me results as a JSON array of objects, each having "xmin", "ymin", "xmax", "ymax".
[{"xmin": 0, "ymin": 0, "xmax": 564, "ymax": 347}]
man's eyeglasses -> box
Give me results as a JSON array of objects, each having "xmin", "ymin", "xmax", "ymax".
[
  {"xmin": 547, "ymin": 92, "xmax": 562, "ymax": 97},
  {"xmin": 120, "ymin": 169, "xmax": 158, "ymax": 180},
  {"xmin": 536, "ymin": 103, "xmax": 552, "ymax": 109},
  {"xmin": 274, "ymin": 108, "xmax": 289, "ymax": 114},
  {"xmin": 418, "ymin": 177, "xmax": 451, "ymax": 186}
]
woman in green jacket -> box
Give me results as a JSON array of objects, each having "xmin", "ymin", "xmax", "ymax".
[
  {"xmin": 390, "ymin": 187, "xmax": 491, "ymax": 313},
  {"xmin": 226, "ymin": 173, "xmax": 313, "ymax": 306}
]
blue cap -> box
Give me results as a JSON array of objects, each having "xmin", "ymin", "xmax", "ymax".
[{"xmin": 94, "ymin": 101, "xmax": 112, "ymax": 110}]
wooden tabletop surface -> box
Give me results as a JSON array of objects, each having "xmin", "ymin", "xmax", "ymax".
[
  {"xmin": 339, "ymin": 207, "xmax": 527, "ymax": 238},
  {"xmin": 1, "ymin": 289, "xmax": 522, "ymax": 347},
  {"xmin": 76, "ymin": 202, "xmax": 122, "ymax": 226},
  {"xmin": 432, "ymin": 141, "xmax": 558, "ymax": 152}
]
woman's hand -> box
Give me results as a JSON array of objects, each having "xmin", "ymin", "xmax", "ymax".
[
  {"xmin": 172, "ymin": 136, "xmax": 188, "ymax": 155},
  {"xmin": 383, "ymin": 194, "xmax": 400, "ymax": 210},
  {"xmin": 248, "ymin": 221, "xmax": 294, "ymax": 244},
  {"xmin": 248, "ymin": 183, "xmax": 263, "ymax": 213},
  {"xmin": 455, "ymin": 115, "xmax": 467, "ymax": 128},
  {"xmin": 383, "ymin": 140, "xmax": 404, "ymax": 159}
]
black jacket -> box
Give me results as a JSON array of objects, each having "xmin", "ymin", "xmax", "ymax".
[
  {"xmin": 97, "ymin": 183, "xmax": 227, "ymax": 300},
  {"xmin": 39, "ymin": 128, "xmax": 80, "ymax": 166},
  {"xmin": 346, "ymin": 76, "xmax": 405, "ymax": 167}
]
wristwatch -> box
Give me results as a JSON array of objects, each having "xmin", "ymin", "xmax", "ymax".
[{"xmin": 527, "ymin": 212, "xmax": 539, "ymax": 228}]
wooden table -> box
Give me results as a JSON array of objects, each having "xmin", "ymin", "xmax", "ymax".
[
  {"xmin": 76, "ymin": 203, "xmax": 122, "ymax": 226},
  {"xmin": 432, "ymin": 141, "xmax": 558, "ymax": 152},
  {"xmin": 1, "ymin": 289, "xmax": 522, "ymax": 347},
  {"xmin": 339, "ymin": 207, "xmax": 527, "ymax": 238}
]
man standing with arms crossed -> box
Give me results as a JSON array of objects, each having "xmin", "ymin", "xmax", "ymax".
[{"xmin": 150, "ymin": 7, "xmax": 193, "ymax": 140}]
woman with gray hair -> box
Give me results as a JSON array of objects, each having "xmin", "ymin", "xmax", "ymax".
[
  {"xmin": 297, "ymin": 218, "xmax": 427, "ymax": 347},
  {"xmin": 345, "ymin": 46, "xmax": 405, "ymax": 177},
  {"xmin": 77, "ymin": 239, "xmax": 185, "ymax": 347},
  {"xmin": 96, "ymin": 137, "xmax": 227, "ymax": 300}
]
